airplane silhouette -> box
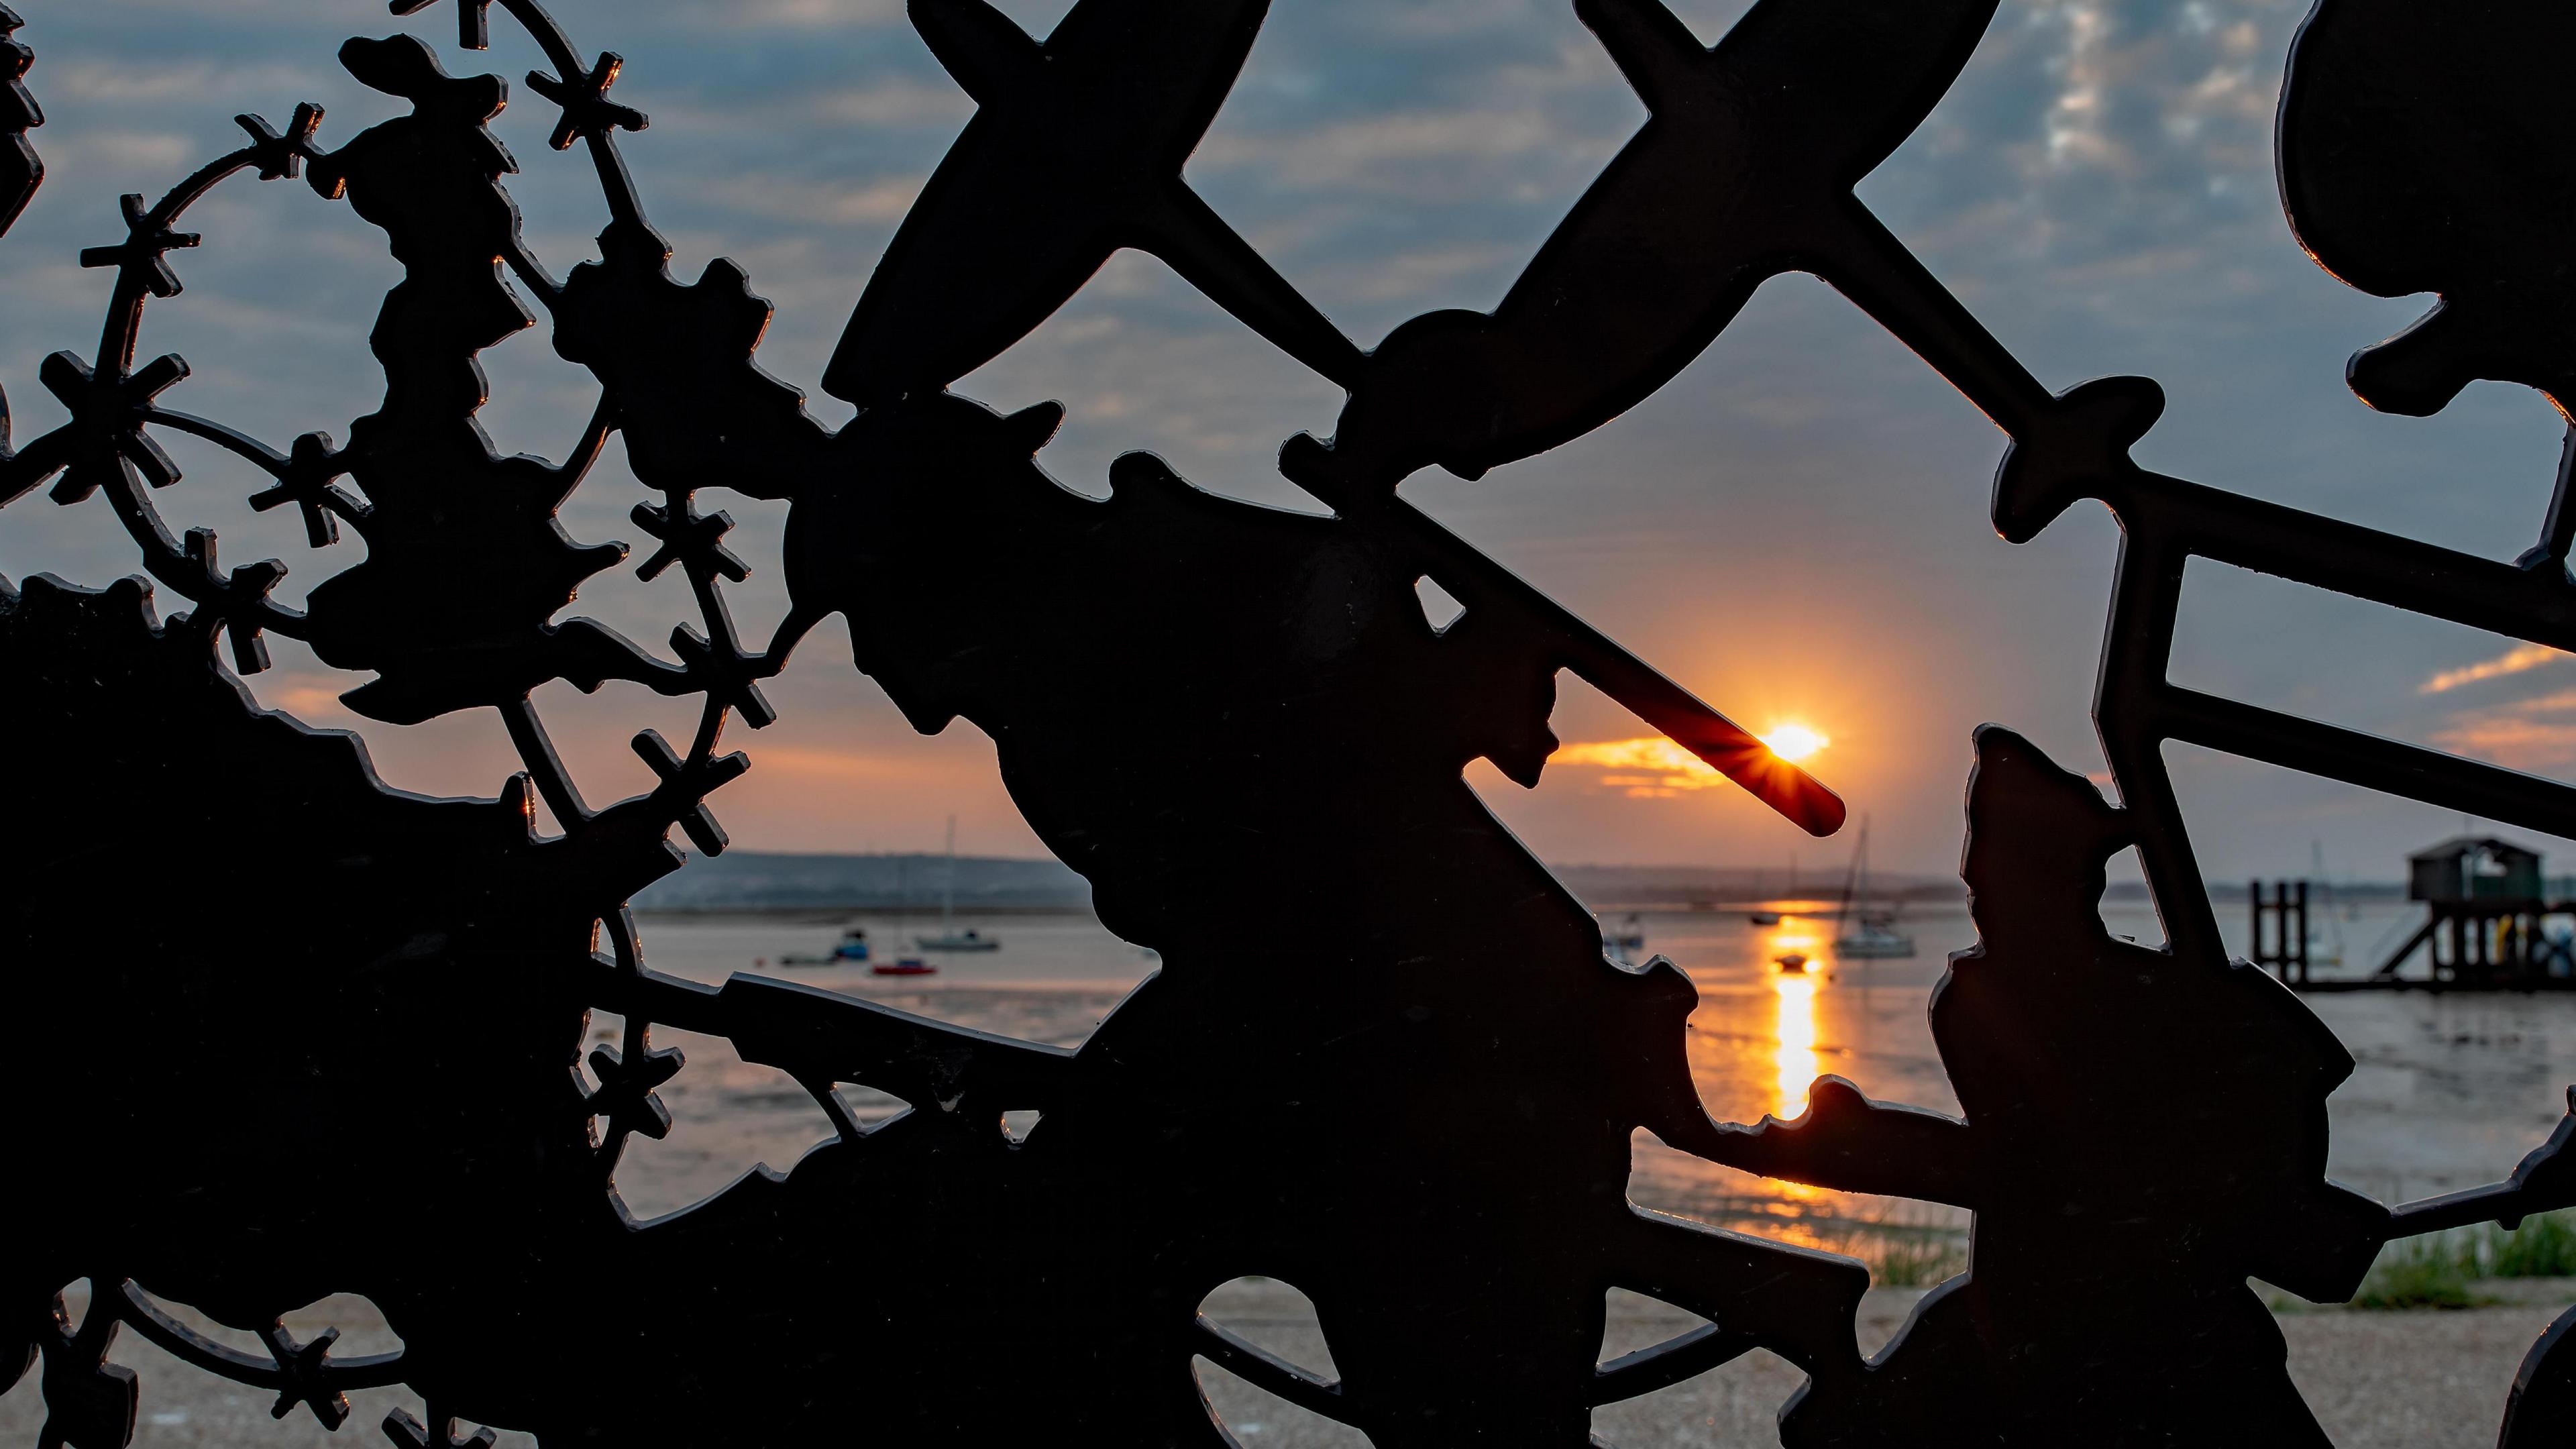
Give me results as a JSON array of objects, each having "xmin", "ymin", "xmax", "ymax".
[
  {"xmin": 1323, "ymin": 0, "xmax": 2018, "ymax": 484},
  {"xmin": 820, "ymin": 0, "xmax": 1358, "ymax": 406}
]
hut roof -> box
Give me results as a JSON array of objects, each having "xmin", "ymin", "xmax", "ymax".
[{"xmin": 2408, "ymin": 836, "xmax": 2541, "ymax": 865}]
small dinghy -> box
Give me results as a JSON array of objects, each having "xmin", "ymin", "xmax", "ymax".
[
  {"xmin": 779, "ymin": 927, "xmax": 871, "ymax": 967},
  {"xmin": 872, "ymin": 957, "xmax": 936, "ymax": 977},
  {"xmin": 1773, "ymin": 953, "xmax": 1809, "ymax": 973},
  {"xmin": 916, "ymin": 928, "xmax": 1002, "ymax": 952}
]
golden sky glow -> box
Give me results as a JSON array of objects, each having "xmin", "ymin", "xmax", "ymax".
[{"xmin": 1550, "ymin": 724, "xmax": 1829, "ymax": 799}]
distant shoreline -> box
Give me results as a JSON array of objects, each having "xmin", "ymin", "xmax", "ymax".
[
  {"xmin": 634, "ymin": 849, "xmax": 2436, "ymax": 916},
  {"xmin": 635, "ymin": 903, "xmax": 1104, "ymax": 920}
]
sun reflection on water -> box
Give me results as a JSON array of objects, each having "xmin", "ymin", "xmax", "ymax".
[{"xmin": 1772, "ymin": 967, "xmax": 1819, "ymax": 1118}]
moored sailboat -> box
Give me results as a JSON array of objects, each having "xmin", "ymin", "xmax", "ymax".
[
  {"xmin": 1834, "ymin": 817, "xmax": 1915, "ymax": 959},
  {"xmin": 916, "ymin": 816, "xmax": 1004, "ymax": 952}
]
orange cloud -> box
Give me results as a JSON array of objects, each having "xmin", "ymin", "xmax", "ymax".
[
  {"xmin": 274, "ymin": 686, "xmax": 348, "ymax": 719},
  {"xmin": 2433, "ymin": 688, "xmax": 2576, "ymax": 771},
  {"xmin": 2422, "ymin": 643, "xmax": 2567, "ymax": 694},
  {"xmin": 1550, "ymin": 738, "xmax": 1725, "ymax": 792},
  {"xmin": 744, "ymin": 746, "xmax": 926, "ymax": 783}
]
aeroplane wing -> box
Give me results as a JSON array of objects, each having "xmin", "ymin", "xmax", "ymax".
[{"xmin": 826, "ymin": 0, "xmax": 1364, "ymax": 405}]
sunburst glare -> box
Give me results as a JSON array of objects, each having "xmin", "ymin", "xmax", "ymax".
[{"xmin": 1761, "ymin": 722, "xmax": 1830, "ymax": 763}]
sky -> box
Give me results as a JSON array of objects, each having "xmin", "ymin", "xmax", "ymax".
[{"xmin": 4, "ymin": 0, "xmax": 2572, "ymax": 882}]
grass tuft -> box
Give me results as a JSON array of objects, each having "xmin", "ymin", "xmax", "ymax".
[
  {"xmin": 2339, "ymin": 1212, "xmax": 2576, "ymax": 1309},
  {"xmin": 1868, "ymin": 1232, "xmax": 1969, "ymax": 1289},
  {"xmin": 1809, "ymin": 1209, "xmax": 1969, "ymax": 1289},
  {"xmin": 2350, "ymin": 1246, "xmax": 2485, "ymax": 1311},
  {"xmin": 2485, "ymin": 1212, "xmax": 2576, "ymax": 1279}
]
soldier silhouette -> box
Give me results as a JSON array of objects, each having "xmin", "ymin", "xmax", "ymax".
[
  {"xmin": 1733, "ymin": 729, "xmax": 2387, "ymax": 1445},
  {"xmin": 784, "ymin": 394, "xmax": 1871, "ymax": 1445}
]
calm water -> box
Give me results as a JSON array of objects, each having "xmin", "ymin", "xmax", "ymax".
[{"xmin": 612, "ymin": 902, "xmax": 2576, "ymax": 1244}]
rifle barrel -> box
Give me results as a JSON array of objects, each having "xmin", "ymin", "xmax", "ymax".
[{"xmin": 1281, "ymin": 434, "xmax": 1847, "ymax": 837}]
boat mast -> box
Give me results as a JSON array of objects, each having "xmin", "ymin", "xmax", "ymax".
[
  {"xmin": 1859, "ymin": 820, "xmax": 1872, "ymax": 921},
  {"xmin": 943, "ymin": 815, "xmax": 957, "ymax": 937},
  {"xmin": 1838, "ymin": 818, "xmax": 1869, "ymax": 922}
]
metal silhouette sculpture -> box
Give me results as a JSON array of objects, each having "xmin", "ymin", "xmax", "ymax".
[
  {"xmin": 8, "ymin": 0, "xmax": 2576, "ymax": 1444},
  {"xmin": 0, "ymin": 7, "xmax": 36, "ymax": 239}
]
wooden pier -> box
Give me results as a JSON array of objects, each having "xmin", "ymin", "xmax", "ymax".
[
  {"xmin": 2259, "ymin": 837, "xmax": 2576, "ymax": 991},
  {"xmin": 2249, "ymin": 879, "xmax": 2315, "ymax": 985}
]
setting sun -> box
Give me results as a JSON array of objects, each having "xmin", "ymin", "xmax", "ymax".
[{"xmin": 1761, "ymin": 722, "xmax": 1830, "ymax": 763}]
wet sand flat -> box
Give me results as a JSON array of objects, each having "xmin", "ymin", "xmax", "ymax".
[
  {"xmin": 11, "ymin": 1281, "xmax": 2567, "ymax": 1446},
  {"xmin": 21, "ymin": 904, "xmax": 2576, "ymax": 1442}
]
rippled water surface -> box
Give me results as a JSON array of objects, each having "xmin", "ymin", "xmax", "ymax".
[{"xmin": 619, "ymin": 902, "xmax": 2576, "ymax": 1242}]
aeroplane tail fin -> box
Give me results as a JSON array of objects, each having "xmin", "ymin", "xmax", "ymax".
[
  {"xmin": 910, "ymin": 0, "xmax": 1042, "ymax": 107},
  {"xmin": 1572, "ymin": 0, "xmax": 1707, "ymax": 115},
  {"xmin": 1140, "ymin": 183, "xmax": 1364, "ymax": 390}
]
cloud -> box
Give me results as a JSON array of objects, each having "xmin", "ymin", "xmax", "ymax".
[
  {"xmin": 6, "ymin": 0, "xmax": 2557, "ymax": 876},
  {"xmin": 42, "ymin": 57, "xmax": 333, "ymax": 105},
  {"xmin": 2421, "ymin": 643, "xmax": 2569, "ymax": 695},
  {"xmin": 745, "ymin": 745, "xmax": 936, "ymax": 784},
  {"xmin": 722, "ymin": 0, "xmax": 905, "ymax": 25},
  {"xmin": 265, "ymin": 679, "xmax": 356, "ymax": 723},
  {"xmin": 812, "ymin": 79, "xmax": 975, "ymax": 128},
  {"xmin": 521, "ymin": 0, "xmax": 908, "ymax": 30},
  {"xmin": 1194, "ymin": 107, "xmax": 1609, "ymax": 195},
  {"xmin": 1324, "ymin": 242, "xmax": 1521, "ymax": 303},
  {"xmin": 705, "ymin": 172, "xmax": 925, "ymax": 226},
  {"xmin": 1550, "ymin": 738, "xmax": 1726, "ymax": 794},
  {"xmin": 40, "ymin": 129, "xmax": 199, "ymax": 175},
  {"xmin": 2433, "ymin": 689, "xmax": 2576, "ymax": 771}
]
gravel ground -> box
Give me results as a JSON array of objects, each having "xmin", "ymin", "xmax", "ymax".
[{"xmin": 7, "ymin": 1281, "xmax": 2568, "ymax": 1446}]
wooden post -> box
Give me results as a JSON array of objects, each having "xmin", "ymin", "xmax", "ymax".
[
  {"xmin": 2275, "ymin": 881, "xmax": 2292, "ymax": 979},
  {"xmin": 2251, "ymin": 880, "xmax": 2267, "ymax": 975},
  {"xmin": 2296, "ymin": 879, "xmax": 2310, "ymax": 985}
]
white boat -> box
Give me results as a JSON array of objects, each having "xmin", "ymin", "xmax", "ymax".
[
  {"xmin": 1599, "ymin": 912, "xmax": 1640, "ymax": 967},
  {"xmin": 1838, "ymin": 920, "xmax": 1916, "ymax": 959},
  {"xmin": 1834, "ymin": 818, "xmax": 1916, "ymax": 959},
  {"xmin": 915, "ymin": 816, "xmax": 1002, "ymax": 953},
  {"xmin": 1607, "ymin": 912, "xmax": 1646, "ymax": 950}
]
